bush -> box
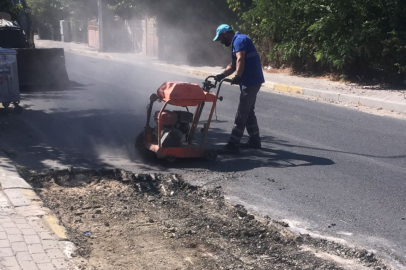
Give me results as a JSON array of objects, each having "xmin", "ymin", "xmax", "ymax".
[{"xmin": 231, "ymin": 0, "xmax": 406, "ymax": 84}]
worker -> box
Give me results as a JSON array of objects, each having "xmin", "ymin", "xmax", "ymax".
[{"xmin": 213, "ymin": 24, "xmax": 265, "ymax": 154}]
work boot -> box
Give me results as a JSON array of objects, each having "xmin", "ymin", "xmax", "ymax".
[
  {"xmin": 217, "ymin": 142, "xmax": 240, "ymax": 155},
  {"xmin": 240, "ymin": 139, "xmax": 261, "ymax": 149}
]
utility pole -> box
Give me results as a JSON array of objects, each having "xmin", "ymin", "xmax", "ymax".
[{"xmin": 97, "ymin": 0, "xmax": 105, "ymax": 52}]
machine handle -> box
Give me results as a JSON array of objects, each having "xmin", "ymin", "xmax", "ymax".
[
  {"xmin": 202, "ymin": 76, "xmax": 218, "ymax": 92},
  {"xmin": 216, "ymin": 78, "xmax": 243, "ymax": 97}
]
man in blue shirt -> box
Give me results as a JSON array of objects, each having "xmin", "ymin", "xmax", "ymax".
[{"xmin": 213, "ymin": 24, "xmax": 265, "ymax": 154}]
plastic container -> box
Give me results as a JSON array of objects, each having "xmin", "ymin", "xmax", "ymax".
[{"xmin": 0, "ymin": 48, "xmax": 22, "ymax": 113}]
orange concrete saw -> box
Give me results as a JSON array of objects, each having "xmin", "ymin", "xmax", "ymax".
[{"xmin": 135, "ymin": 76, "xmax": 233, "ymax": 162}]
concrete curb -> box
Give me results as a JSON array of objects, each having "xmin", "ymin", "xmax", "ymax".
[
  {"xmin": 149, "ymin": 62, "xmax": 406, "ymax": 114},
  {"xmin": 63, "ymin": 48, "xmax": 406, "ymax": 114},
  {"xmin": 68, "ymin": 48, "xmax": 113, "ymax": 60},
  {"xmin": 0, "ymin": 151, "xmax": 70, "ymax": 241},
  {"xmin": 42, "ymin": 215, "xmax": 68, "ymax": 240},
  {"xmin": 271, "ymin": 83, "xmax": 406, "ymax": 113}
]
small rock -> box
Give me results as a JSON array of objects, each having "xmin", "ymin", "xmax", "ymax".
[
  {"xmin": 236, "ymin": 210, "xmax": 247, "ymax": 218},
  {"xmin": 104, "ymin": 221, "xmax": 110, "ymax": 227}
]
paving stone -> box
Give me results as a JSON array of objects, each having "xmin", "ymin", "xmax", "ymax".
[
  {"xmin": 12, "ymin": 219, "xmax": 27, "ymax": 225},
  {"xmin": 27, "ymin": 244, "xmax": 45, "ymax": 254},
  {"xmin": 0, "ymin": 256, "xmax": 19, "ymax": 267},
  {"xmin": 0, "ymin": 217, "xmax": 13, "ymax": 224},
  {"xmin": 0, "ymin": 155, "xmax": 18, "ymax": 175},
  {"xmin": 2, "ymin": 190, "xmax": 31, "ymax": 207},
  {"xmin": 20, "ymin": 229, "xmax": 36, "ymax": 236},
  {"xmin": 15, "ymin": 252, "xmax": 33, "ymax": 262},
  {"xmin": 4, "ymin": 228, "xmax": 20, "ymax": 235},
  {"xmin": 11, "ymin": 242, "xmax": 28, "ymax": 252},
  {"xmin": 51, "ymin": 258, "xmax": 70, "ymax": 270},
  {"xmin": 0, "ymin": 232, "xmax": 7, "ymax": 239},
  {"xmin": 14, "ymin": 205, "xmax": 49, "ymax": 218},
  {"xmin": 0, "ymin": 206, "xmax": 14, "ymax": 215},
  {"xmin": 37, "ymin": 263, "xmax": 56, "ymax": 270},
  {"xmin": 3, "ymin": 265, "xmax": 22, "ymax": 270},
  {"xmin": 38, "ymin": 232, "xmax": 53, "ymax": 241},
  {"xmin": 15, "ymin": 224, "xmax": 30, "ymax": 230},
  {"xmin": 19, "ymin": 260, "xmax": 39, "ymax": 270},
  {"xmin": 45, "ymin": 249, "xmax": 65, "ymax": 260},
  {"xmin": 0, "ymin": 177, "xmax": 32, "ymax": 190},
  {"xmin": 2, "ymin": 223, "xmax": 17, "ymax": 229},
  {"xmin": 0, "ymin": 248, "xmax": 13, "ymax": 257},
  {"xmin": 8, "ymin": 234, "xmax": 24, "ymax": 243},
  {"xmin": 41, "ymin": 240, "xmax": 59, "ymax": 250},
  {"xmin": 32, "ymin": 253, "xmax": 51, "ymax": 264},
  {"xmin": 0, "ymin": 198, "xmax": 9, "ymax": 208},
  {"xmin": 23, "ymin": 235, "xmax": 40, "ymax": 245},
  {"xmin": 0, "ymin": 193, "xmax": 10, "ymax": 208},
  {"xmin": 0, "ymin": 225, "xmax": 4, "ymax": 232},
  {"xmin": 0, "ymin": 239, "xmax": 11, "ymax": 248},
  {"xmin": 27, "ymin": 220, "xmax": 48, "ymax": 232}
]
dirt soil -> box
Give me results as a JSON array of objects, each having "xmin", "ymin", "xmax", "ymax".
[{"xmin": 24, "ymin": 169, "xmax": 391, "ymax": 270}]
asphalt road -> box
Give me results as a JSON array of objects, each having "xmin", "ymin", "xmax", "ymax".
[{"xmin": 2, "ymin": 52, "xmax": 406, "ymax": 267}]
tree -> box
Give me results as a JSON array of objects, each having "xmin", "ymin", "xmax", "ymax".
[
  {"xmin": 106, "ymin": 0, "xmax": 239, "ymax": 65},
  {"xmin": 232, "ymin": 0, "xmax": 406, "ymax": 83},
  {"xmin": 0, "ymin": 0, "xmax": 23, "ymax": 21},
  {"xmin": 61, "ymin": 0, "xmax": 98, "ymax": 20}
]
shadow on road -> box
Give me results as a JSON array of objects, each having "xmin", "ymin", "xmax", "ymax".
[
  {"xmin": 19, "ymin": 80, "xmax": 89, "ymax": 93},
  {"xmin": 136, "ymin": 131, "xmax": 335, "ymax": 172},
  {"xmin": 0, "ymin": 105, "xmax": 143, "ymax": 171}
]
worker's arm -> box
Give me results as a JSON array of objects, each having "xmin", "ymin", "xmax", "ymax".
[
  {"xmin": 221, "ymin": 61, "xmax": 236, "ymax": 77},
  {"xmin": 234, "ymin": 51, "xmax": 245, "ymax": 77},
  {"xmin": 218, "ymin": 51, "xmax": 245, "ymax": 78}
]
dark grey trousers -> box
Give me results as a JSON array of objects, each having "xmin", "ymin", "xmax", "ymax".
[{"xmin": 229, "ymin": 83, "xmax": 262, "ymax": 145}]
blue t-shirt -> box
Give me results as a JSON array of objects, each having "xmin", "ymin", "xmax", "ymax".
[{"xmin": 232, "ymin": 33, "xmax": 265, "ymax": 87}]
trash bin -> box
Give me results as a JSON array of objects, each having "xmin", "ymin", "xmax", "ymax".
[{"xmin": 0, "ymin": 48, "xmax": 22, "ymax": 113}]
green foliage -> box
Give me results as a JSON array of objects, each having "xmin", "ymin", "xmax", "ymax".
[
  {"xmin": 21, "ymin": 0, "xmax": 406, "ymax": 82},
  {"xmin": 26, "ymin": 0, "xmax": 66, "ymax": 24},
  {"xmin": 106, "ymin": 0, "xmax": 238, "ymax": 65},
  {"xmin": 106, "ymin": 0, "xmax": 149, "ymax": 19},
  {"xmin": 232, "ymin": 0, "xmax": 406, "ymax": 83},
  {"xmin": 27, "ymin": 0, "xmax": 97, "ymax": 22},
  {"xmin": 62, "ymin": 0, "xmax": 98, "ymax": 20},
  {"xmin": 0, "ymin": 1, "xmax": 23, "ymax": 21}
]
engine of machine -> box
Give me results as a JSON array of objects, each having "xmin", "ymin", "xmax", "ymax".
[{"xmin": 153, "ymin": 110, "xmax": 194, "ymax": 147}]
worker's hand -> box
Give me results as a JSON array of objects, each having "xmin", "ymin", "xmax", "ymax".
[
  {"xmin": 215, "ymin": 74, "xmax": 225, "ymax": 82},
  {"xmin": 230, "ymin": 75, "xmax": 241, "ymax": 85}
]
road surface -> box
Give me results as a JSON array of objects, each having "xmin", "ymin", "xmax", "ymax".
[{"xmin": 1, "ymin": 52, "xmax": 405, "ymax": 267}]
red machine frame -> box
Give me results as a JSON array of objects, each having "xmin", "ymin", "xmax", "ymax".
[{"xmin": 137, "ymin": 76, "xmax": 234, "ymax": 162}]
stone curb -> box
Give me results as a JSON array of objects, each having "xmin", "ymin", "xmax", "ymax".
[
  {"xmin": 144, "ymin": 60, "xmax": 406, "ymax": 114},
  {"xmin": 59, "ymin": 48, "xmax": 406, "ymax": 114},
  {"xmin": 42, "ymin": 215, "xmax": 68, "ymax": 240},
  {"xmin": 0, "ymin": 152, "xmax": 70, "ymax": 242},
  {"xmin": 68, "ymin": 48, "xmax": 113, "ymax": 60},
  {"xmin": 269, "ymin": 83, "xmax": 406, "ymax": 113}
]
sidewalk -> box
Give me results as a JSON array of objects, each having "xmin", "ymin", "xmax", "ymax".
[
  {"xmin": 35, "ymin": 39, "xmax": 406, "ymax": 115},
  {"xmin": 0, "ymin": 152, "xmax": 77, "ymax": 270}
]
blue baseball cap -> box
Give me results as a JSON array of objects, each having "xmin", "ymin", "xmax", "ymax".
[{"xmin": 213, "ymin": 24, "xmax": 233, "ymax": 41}]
